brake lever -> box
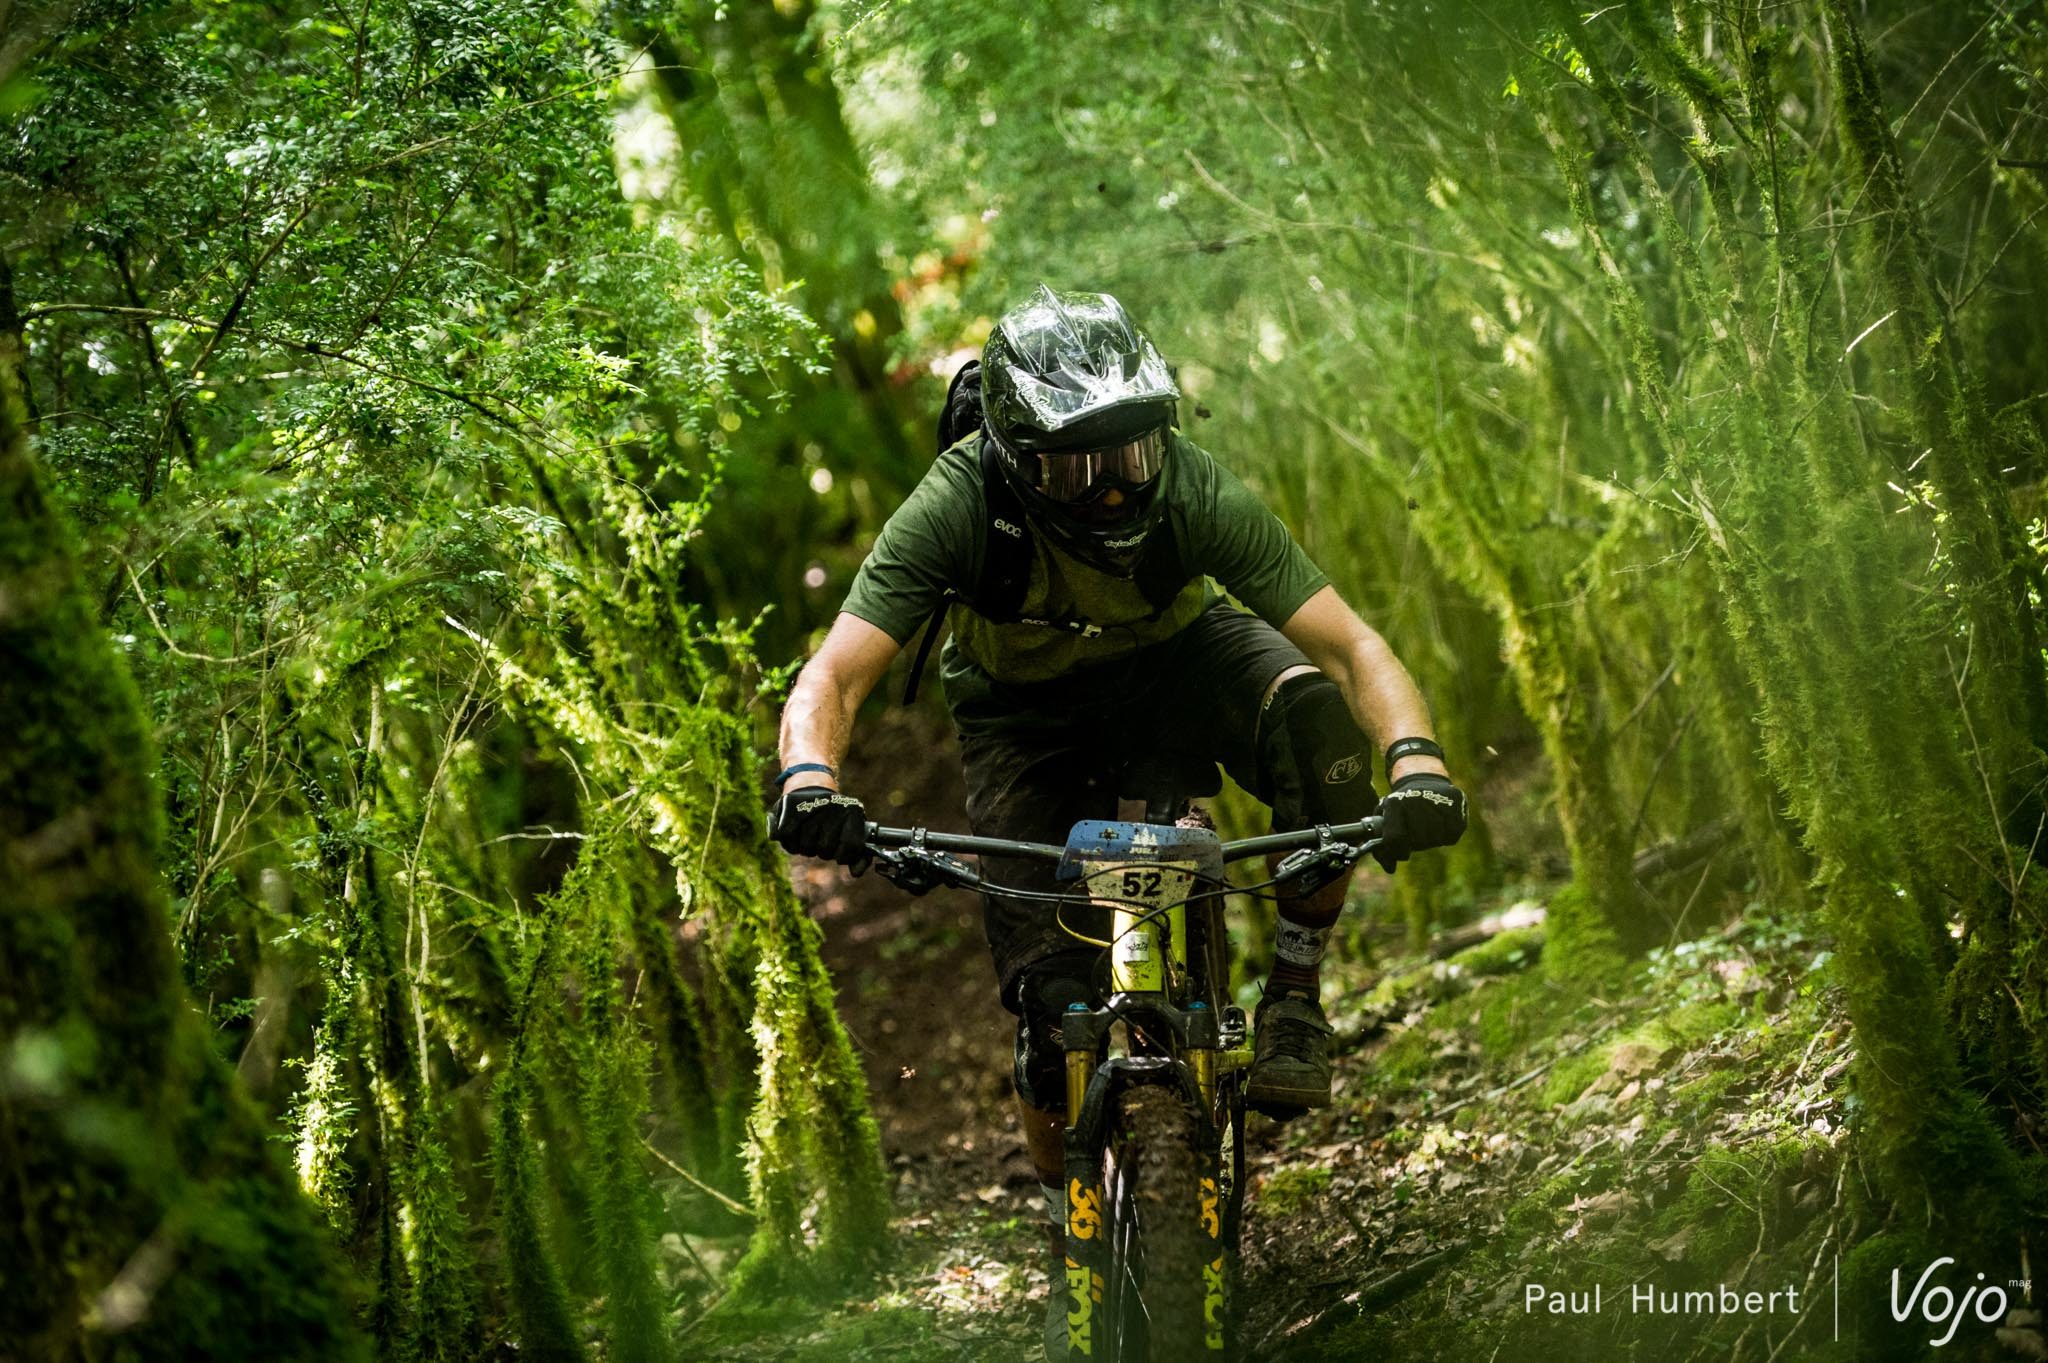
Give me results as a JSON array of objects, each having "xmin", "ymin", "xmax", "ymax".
[
  {"xmin": 1273, "ymin": 846, "xmax": 1349, "ymax": 891},
  {"xmin": 1273, "ymin": 825, "xmax": 1370, "ymax": 893},
  {"xmin": 870, "ymin": 846, "xmax": 980, "ymax": 897}
]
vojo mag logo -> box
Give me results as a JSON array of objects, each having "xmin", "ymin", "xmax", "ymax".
[{"xmin": 1890, "ymin": 1257, "xmax": 2029, "ymax": 1348}]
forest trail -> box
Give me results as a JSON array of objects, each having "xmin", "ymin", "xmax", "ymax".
[
  {"xmin": 700, "ymin": 707, "xmax": 1881, "ymax": 1363},
  {"xmin": 11, "ymin": 6, "xmax": 2047, "ymax": 1361}
]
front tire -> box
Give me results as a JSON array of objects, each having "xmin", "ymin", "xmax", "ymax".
[{"xmin": 1104, "ymin": 1084, "xmax": 1220, "ymax": 1361}]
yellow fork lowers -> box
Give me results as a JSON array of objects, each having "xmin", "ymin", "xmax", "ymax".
[
  {"xmin": 1066, "ymin": 1043, "xmax": 1095, "ymax": 1126},
  {"xmin": 1190, "ymin": 1045, "xmax": 1216, "ymax": 1112}
]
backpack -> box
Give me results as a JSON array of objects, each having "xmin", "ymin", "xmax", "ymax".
[{"xmin": 901, "ymin": 360, "xmax": 1188, "ymax": 703}]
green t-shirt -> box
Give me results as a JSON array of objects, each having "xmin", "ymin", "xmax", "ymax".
[{"xmin": 842, "ymin": 433, "xmax": 1329, "ymax": 704}]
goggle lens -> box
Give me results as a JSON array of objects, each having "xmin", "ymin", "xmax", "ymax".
[{"xmin": 1036, "ymin": 428, "xmax": 1169, "ymax": 503}]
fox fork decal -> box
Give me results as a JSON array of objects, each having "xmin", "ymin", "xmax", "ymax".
[
  {"xmin": 1068, "ymin": 1176, "xmax": 1103, "ymax": 1243},
  {"xmin": 1066, "ymin": 1161, "xmax": 1107, "ymax": 1357},
  {"xmin": 1065, "ymin": 1255, "xmax": 1106, "ymax": 1357},
  {"xmin": 1201, "ymin": 1172, "xmax": 1226, "ymax": 1350}
]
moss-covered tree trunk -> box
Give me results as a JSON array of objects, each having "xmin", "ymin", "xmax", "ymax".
[
  {"xmin": 0, "ymin": 262, "xmax": 365, "ymax": 1360},
  {"xmin": 1821, "ymin": 0, "xmax": 2048, "ymax": 1101},
  {"xmin": 1541, "ymin": 7, "xmax": 2031, "ymax": 1224},
  {"xmin": 1404, "ymin": 407, "xmax": 1641, "ymax": 972}
]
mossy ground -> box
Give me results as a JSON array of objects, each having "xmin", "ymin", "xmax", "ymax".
[{"xmin": 1245, "ymin": 900, "xmax": 1883, "ymax": 1363}]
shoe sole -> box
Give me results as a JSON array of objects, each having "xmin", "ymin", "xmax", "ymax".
[{"xmin": 1245, "ymin": 1081, "xmax": 1331, "ymax": 1116}]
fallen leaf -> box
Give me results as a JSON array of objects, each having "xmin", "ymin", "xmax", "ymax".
[
  {"xmin": 1567, "ymin": 1190, "xmax": 1635, "ymax": 1222},
  {"xmin": 1650, "ymin": 1226, "xmax": 1693, "ymax": 1260}
]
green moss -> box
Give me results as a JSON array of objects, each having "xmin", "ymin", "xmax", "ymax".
[
  {"xmin": 1537, "ymin": 881, "xmax": 1629, "ymax": 982},
  {"xmin": 1503, "ymin": 1172, "xmax": 1577, "ymax": 1239},
  {"xmin": 1371, "ymin": 987, "xmax": 1491, "ymax": 1089},
  {"xmin": 1260, "ymin": 1164, "xmax": 1335, "ymax": 1217},
  {"xmin": 1652, "ymin": 1142, "xmax": 1803, "ymax": 1267},
  {"xmin": 1650, "ymin": 998, "xmax": 1740, "ymax": 1047},
  {"xmin": 489, "ymin": 1062, "xmax": 585, "ymax": 1363},
  {"xmin": 1474, "ymin": 973, "xmax": 1577, "ymax": 1055},
  {"xmin": 1667, "ymin": 1065, "xmax": 1742, "ymax": 1116},
  {"xmin": 574, "ymin": 921, "xmax": 668, "ymax": 1363},
  {"xmin": 401, "ymin": 1104, "xmax": 480, "ymax": 1363},
  {"xmin": 1537, "ymin": 1044, "xmax": 1614, "ymax": 1107},
  {"xmin": 1450, "ymin": 924, "xmax": 1544, "ymax": 976}
]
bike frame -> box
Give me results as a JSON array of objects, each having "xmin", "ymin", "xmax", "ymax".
[
  {"xmin": 1053, "ymin": 819, "xmax": 1236, "ymax": 1358},
  {"xmin": 865, "ymin": 813, "xmax": 1381, "ymax": 1361}
]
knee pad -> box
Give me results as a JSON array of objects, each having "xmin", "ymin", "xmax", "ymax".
[
  {"xmin": 1011, "ymin": 955, "xmax": 1097, "ymax": 1109},
  {"xmin": 1257, "ymin": 672, "xmax": 1378, "ymax": 830}
]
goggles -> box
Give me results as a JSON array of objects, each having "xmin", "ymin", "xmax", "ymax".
[{"xmin": 1032, "ymin": 427, "xmax": 1170, "ymax": 503}]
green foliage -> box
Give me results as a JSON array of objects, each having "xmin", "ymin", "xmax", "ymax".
[
  {"xmin": 8, "ymin": 0, "xmax": 888, "ymax": 1351},
  {"xmin": 489, "ymin": 1058, "xmax": 585, "ymax": 1363},
  {"xmin": 1259, "ymin": 1165, "xmax": 1334, "ymax": 1218},
  {"xmin": 1, "ymin": 259, "xmax": 365, "ymax": 1356}
]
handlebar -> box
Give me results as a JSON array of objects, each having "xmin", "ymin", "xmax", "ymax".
[
  {"xmin": 861, "ymin": 816, "xmax": 1384, "ymax": 898},
  {"xmin": 864, "ymin": 817, "xmax": 1382, "ymax": 865},
  {"xmin": 863, "ymin": 826, "xmax": 1069, "ymax": 863}
]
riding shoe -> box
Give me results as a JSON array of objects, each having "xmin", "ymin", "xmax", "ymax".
[{"xmin": 1246, "ymin": 990, "xmax": 1334, "ymax": 1116}]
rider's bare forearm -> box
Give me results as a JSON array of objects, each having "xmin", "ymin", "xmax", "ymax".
[
  {"xmin": 779, "ymin": 672, "xmax": 859, "ymax": 792},
  {"xmin": 1320, "ymin": 632, "xmax": 1450, "ymax": 784},
  {"xmin": 776, "ymin": 613, "xmax": 904, "ymax": 792},
  {"xmin": 1280, "ymin": 585, "xmax": 1451, "ymax": 785}
]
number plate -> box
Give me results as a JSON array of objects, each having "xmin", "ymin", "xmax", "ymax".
[{"xmin": 1082, "ymin": 861, "xmax": 1195, "ymax": 993}]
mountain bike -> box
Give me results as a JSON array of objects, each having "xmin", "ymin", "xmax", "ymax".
[{"xmin": 866, "ymin": 779, "xmax": 1382, "ymax": 1363}]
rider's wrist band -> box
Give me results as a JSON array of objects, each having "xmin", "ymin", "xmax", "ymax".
[
  {"xmin": 773, "ymin": 762, "xmax": 836, "ymax": 788},
  {"xmin": 1384, "ymin": 737, "xmax": 1445, "ymax": 778}
]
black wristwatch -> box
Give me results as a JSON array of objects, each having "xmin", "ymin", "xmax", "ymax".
[
  {"xmin": 773, "ymin": 762, "xmax": 837, "ymax": 788},
  {"xmin": 1384, "ymin": 737, "xmax": 1445, "ymax": 780}
]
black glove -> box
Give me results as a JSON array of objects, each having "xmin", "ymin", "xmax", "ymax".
[
  {"xmin": 769, "ymin": 786, "xmax": 871, "ymax": 870},
  {"xmin": 1374, "ymin": 772, "xmax": 1467, "ymax": 872}
]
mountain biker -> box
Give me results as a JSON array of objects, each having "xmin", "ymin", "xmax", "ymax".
[{"xmin": 770, "ymin": 284, "xmax": 1466, "ymax": 1352}]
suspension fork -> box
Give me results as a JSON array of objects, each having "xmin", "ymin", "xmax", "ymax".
[{"xmin": 1061, "ymin": 1005, "xmax": 1106, "ymax": 1359}]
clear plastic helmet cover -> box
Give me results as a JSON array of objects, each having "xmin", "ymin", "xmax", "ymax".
[{"xmin": 992, "ymin": 284, "xmax": 1180, "ymax": 435}]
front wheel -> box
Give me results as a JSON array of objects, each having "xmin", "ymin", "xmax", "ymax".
[{"xmin": 1102, "ymin": 1084, "xmax": 1229, "ymax": 1361}]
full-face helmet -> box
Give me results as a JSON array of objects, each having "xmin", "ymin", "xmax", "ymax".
[{"xmin": 981, "ymin": 285, "xmax": 1180, "ymax": 575}]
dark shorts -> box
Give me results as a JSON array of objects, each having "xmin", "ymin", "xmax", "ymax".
[{"xmin": 951, "ymin": 599, "xmax": 1313, "ymax": 1013}]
